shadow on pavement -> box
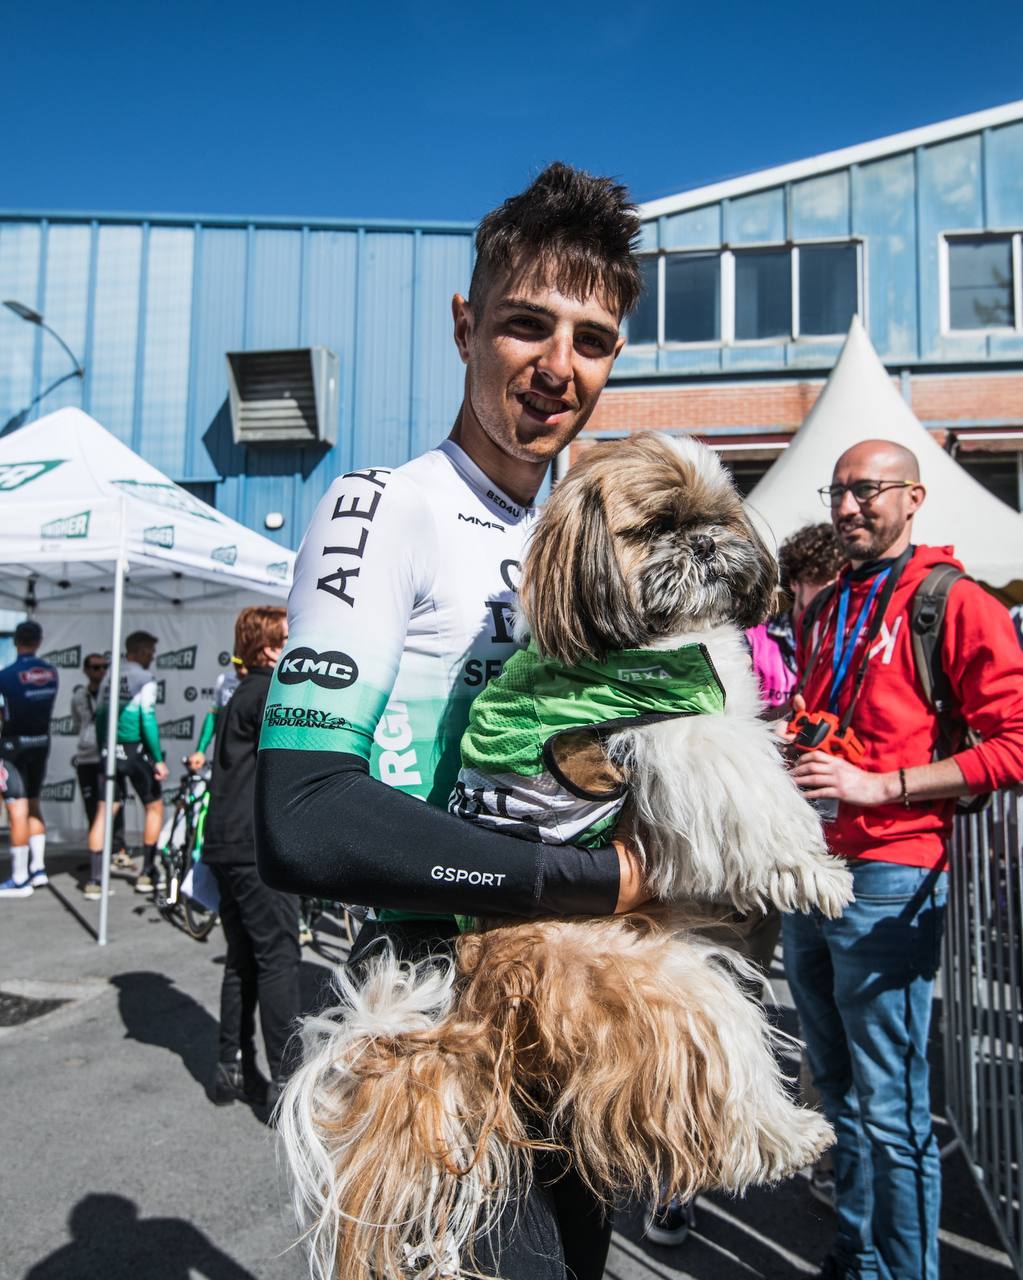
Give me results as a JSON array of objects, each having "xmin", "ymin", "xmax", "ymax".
[
  {"xmin": 23, "ymin": 1193, "xmax": 256, "ymax": 1279},
  {"xmin": 111, "ymin": 970, "xmax": 217, "ymax": 1089}
]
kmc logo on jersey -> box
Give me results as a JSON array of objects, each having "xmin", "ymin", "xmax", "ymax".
[
  {"xmin": 41, "ymin": 510, "xmax": 90, "ymax": 540},
  {"xmin": 159, "ymin": 715, "xmax": 195, "ymax": 740},
  {"xmin": 0, "ymin": 459, "xmax": 67, "ymax": 491},
  {"xmin": 278, "ymin": 647, "xmax": 358, "ymax": 690},
  {"xmin": 50, "ymin": 714, "xmax": 76, "ymax": 736},
  {"xmin": 40, "ymin": 778, "xmax": 76, "ymax": 803},
  {"xmin": 144, "ymin": 524, "xmax": 175, "ymax": 549},
  {"xmin": 211, "ymin": 544, "xmax": 237, "ymax": 566},
  {"xmin": 156, "ymin": 646, "xmax": 197, "ymax": 671},
  {"xmin": 41, "ymin": 645, "xmax": 82, "ymax": 669}
]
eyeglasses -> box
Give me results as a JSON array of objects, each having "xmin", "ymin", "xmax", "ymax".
[
  {"xmin": 818, "ymin": 480, "xmax": 915, "ymax": 508},
  {"xmin": 85, "ymin": 662, "xmax": 109, "ymax": 672}
]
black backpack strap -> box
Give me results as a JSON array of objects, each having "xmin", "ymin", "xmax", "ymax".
[{"xmin": 910, "ymin": 564, "xmax": 965, "ymax": 729}]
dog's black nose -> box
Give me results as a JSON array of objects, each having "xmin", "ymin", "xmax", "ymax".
[{"xmin": 692, "ymin": 534, "xmax": 716, "ymax": 560}]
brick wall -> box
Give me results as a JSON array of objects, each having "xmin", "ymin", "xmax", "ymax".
[{"xmin": 586, "ymin": 373, "xmax": 1023, "ymax": 443}]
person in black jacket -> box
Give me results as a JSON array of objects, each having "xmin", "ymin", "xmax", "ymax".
[{"xmin": 203, "ymin": 604, "xmax": 297, "ymax": 1109}]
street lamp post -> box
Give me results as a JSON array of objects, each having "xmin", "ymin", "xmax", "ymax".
[{"xmin": 2, "ymin": 299, "xmax": 86, "ymax": 433}]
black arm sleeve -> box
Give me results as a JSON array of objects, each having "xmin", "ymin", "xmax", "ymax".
[{"xmin": 255, "ymin": 748, "xmax": 621, "ymax": 919}]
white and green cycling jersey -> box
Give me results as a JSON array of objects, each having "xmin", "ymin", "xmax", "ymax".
[
  {"xmin": 96, "ymin": 659, "xmax": 163, "ymax": 761},
  {"xmin": 259, "ymin": 439, "xmax": 538, "ymax": 898}
]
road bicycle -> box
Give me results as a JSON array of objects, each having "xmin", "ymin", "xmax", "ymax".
[{"xmin": 155, "ymin": 763, "xmax": 219, "ymax": 942}]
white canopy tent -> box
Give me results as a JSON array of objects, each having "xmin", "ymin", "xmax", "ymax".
[
  {"xmin": 745, "ymin": 318, "xmax": 1023, "ymax": 591},
  {"xmin": 0, "ymin": 408, "xmax": 295, "ymax": 943}
]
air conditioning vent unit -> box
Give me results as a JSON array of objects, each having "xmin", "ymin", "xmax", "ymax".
[{"xmin": 226, "ymin": 347, "xmax": 339, "ymax": 446}]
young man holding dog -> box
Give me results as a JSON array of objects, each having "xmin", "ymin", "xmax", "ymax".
[
  {"xmin": 257, "ymin": 164, "xmax": 649, "ymax": 1278},
  {"xmin": 785, "ymin": 438, "xmax": 1023, "ymax": 1280}
]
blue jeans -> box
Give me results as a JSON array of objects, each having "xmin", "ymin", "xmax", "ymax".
[{"xmin": 783, "ymin": 859, "xmax": 948, "ymax": 1280}]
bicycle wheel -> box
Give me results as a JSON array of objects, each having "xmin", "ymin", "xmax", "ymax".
[{"xmin": 183, "ymin": 896, "xmax": 219, "ymax": 941}]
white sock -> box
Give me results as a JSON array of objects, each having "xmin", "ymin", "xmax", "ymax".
[
  {"xmin": 29, "ymin": 832, "xmax": 45, "ymax": 872},
  {"xmin": 91, "ymin": 852, "xmax": 102, "ymax": 882},
  {"xmin": 11, "ymin": 845, "xmax": 29, "ymax": 884}
]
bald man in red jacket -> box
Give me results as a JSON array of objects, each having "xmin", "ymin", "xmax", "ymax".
[{"xmin": 784, "ymin": 439, "xmax": 1023, "ymax": 1280}]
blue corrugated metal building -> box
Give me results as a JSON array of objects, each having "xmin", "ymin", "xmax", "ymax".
[
  {"xmin": 2, "ymin": 98, "xmax": 1022, "ymax": 544},
  {"xmin": 0, "ymin": 215, "xmax": 475, "ymax": 547},
  {"xmin": 590, "ymin": 99, "xmax": 1023, "ymax": 504}
]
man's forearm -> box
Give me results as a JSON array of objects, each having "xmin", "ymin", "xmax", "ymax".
[{"xmin": 884, "ymin": 756, "xmax": 970, "ymax": 804}]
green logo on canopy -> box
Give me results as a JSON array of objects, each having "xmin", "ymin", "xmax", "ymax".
[
  {"xmin": 41, "ymin": 510, "xmax": 91, "ymax": 539},
  {"xmin": 0, "ymin": 459, "xmax": 67, "ymax": 491}
]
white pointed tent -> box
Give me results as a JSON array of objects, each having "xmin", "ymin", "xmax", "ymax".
[
  {"xmin": 745, "ymin": 318, "xmax": 1023, "ymax": 590},
  {"xmin": 0, "ymin": 408, "xmax": 295, "ymax": 943}
]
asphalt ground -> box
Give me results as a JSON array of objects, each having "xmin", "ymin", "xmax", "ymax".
[{"xmin": 0, "ymin": 847, "xmax": 1015, "ymax": 1280}]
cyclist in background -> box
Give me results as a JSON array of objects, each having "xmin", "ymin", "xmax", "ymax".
[
  {"xmin": 71, "ymin": 652, "xmax": 129, "ymax": 870},
  {"xmin": 0, "ymin": 620, "xmax": 58, "ymax": 898},
  {"xmin": 87, "ymin": 630, "xmax": 169, "ymax": 900},
  {"xmin": 187, "ymin": 658, "xmax": 242, "ymax": 773},
  {"xmin": 203, "ymin": 605, "xmax": 297, "ymax": 1110}
]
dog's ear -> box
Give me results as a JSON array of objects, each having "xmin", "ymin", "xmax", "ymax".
[
  {"xmin": 732, "ymin": 513, "xmax": 779, "ymax": 629},
  {"xmin": 524, "ymin": 478, "xmax": 643, "ymax": 665}
]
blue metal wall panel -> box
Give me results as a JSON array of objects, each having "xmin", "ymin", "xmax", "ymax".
[
  {"xmin": 852, "ymin": 153, "xmax": 918, "ymax": 361},
  {"xmin": 725, "ymin": 188, "xmax": 786, "ymax": 244},
  {"xmin": 138, "ymin": 227, "xmax": 194, "ymax": 477},
  {"xmin": 918, "ymin": 136, "xmax": 985, "ymax": 362},
  {"xmin": 658, "ymin": 348, "xmax": 723, "ymax": 374},
  {"xmin": 409, "ymin": 232, "xmax": 473, "ymax": 458},
  {"xmin": 790, "ymin": 172, "xmax": 851, "ymax": 240},
  {"xmin": 661, "ymin": 206, "xmax": 721, "ymax": 250},
  {"xmin": 89, "ymin": 225, "xmax": 143, "ymax": 442},
  {"xmin": 984, "ymin": 122, "xmax": 1023, "ymax": 226},
  {"xmin": 351, "ymin": 232, "xmax": 415, "ymax": 469},
  {"xmin": 295, "ymin": 229, "xmax": 360, "ymax": 531},
  {"xmin": 248, "ymin": 229, "xmax": 302, "ymax": 349},
  {"xmin": 188, "ymin": 228, "xmax": 248, "ymax": 512},
  {"xmin": 636, "ymin": 222, "xmax": 658, "ymax": 253},
  {"xmin": 39, "ymin": 224, "xmax": 90, "ymax": 418},
  {"xmin": 0, "ymin": 223, "xmax": 42, "ymax": 423}
]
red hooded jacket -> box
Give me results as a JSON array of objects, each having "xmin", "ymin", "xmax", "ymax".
[{"xmin": 797, "ymin": 545, "xmax": 1023, "ymax": 868}]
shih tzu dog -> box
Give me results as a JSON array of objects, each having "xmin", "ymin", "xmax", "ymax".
[{"xmin": 278, "ymin": 434, "xmax": 853, "ymax": 1280}]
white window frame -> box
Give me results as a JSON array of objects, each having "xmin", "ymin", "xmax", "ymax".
[
  {"xmin": 630, "ymin": 238, "xmax": 864, "ymax": 350},
  {"xmin": 940, "ymin": 231, "xmax": 1023, "ymax": 337}
]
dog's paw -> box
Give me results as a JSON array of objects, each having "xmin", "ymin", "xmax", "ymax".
[
  {"xmin": 769, "ymin": 1111, "xmax": 835, "ymax": 1179},
  {"xmin": 757, "ymin": 854, "xmax": 853, "ymax": 918}
]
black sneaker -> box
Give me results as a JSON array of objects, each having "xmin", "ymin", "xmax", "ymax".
[
  {"xmin": 211, "ymin": 1058, "xmax": 267, "ymax": 1107},
  {"xmin": 644, "ymin": 1196, "xmax": 695, "ymax": 1246}
]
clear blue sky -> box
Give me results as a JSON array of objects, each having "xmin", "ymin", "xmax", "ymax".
[{"xmin": 5, "ymin": 0, "xmax": 1022, "ymax": 224}]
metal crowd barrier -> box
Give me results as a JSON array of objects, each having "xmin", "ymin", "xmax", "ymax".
[{"xmin": 943, "ymin": 790, "xmax": 1023, "ymax": 1274}]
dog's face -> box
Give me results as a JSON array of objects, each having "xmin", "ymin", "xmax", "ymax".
[{"xmin": 521, "ymin": 433, "xmax": 777, "ymax": 665}]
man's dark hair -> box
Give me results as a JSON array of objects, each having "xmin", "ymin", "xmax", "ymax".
[
  {"xmin": 778, "ymin": 523, "xmax": 845, "ymax": 591},
  {"xmin": 124, "ymin": 629, "xmax": 158, "ymax": 651},
  {"xmin": 468, "ymin": 162, "xmax": 642, "ymax": 319},
  {"xmin": 14, "ymin": 619, "xmax": 42, "ymax": 647}
]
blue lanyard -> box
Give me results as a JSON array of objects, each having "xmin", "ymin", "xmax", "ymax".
[{"xmin": 828, "ymin": 569, "xmax": 890, "ymax": 713}]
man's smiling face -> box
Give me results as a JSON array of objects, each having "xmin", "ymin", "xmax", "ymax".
[{"xmin": 452, "ymin": 261, "xmax": 625, "ymax": 466}]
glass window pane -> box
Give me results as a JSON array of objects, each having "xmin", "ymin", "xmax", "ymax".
[
  {"xmin": 664, "ymin": 253, "xmax": 720, "ymax": 342},
  {"xmin": 799, "ymin": 244, "xmax": 858, "ymax": 335},
  {"xmin": 629, "ymin": 257, "xmax": 659, "ymax": 343},
  {"xmin": 949, "ymin": 238, "xmax": 1013, "ymax": 329},
  {"xmin": 735, "ymin": 249, "xmax": 791, "ymax": 340}
]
